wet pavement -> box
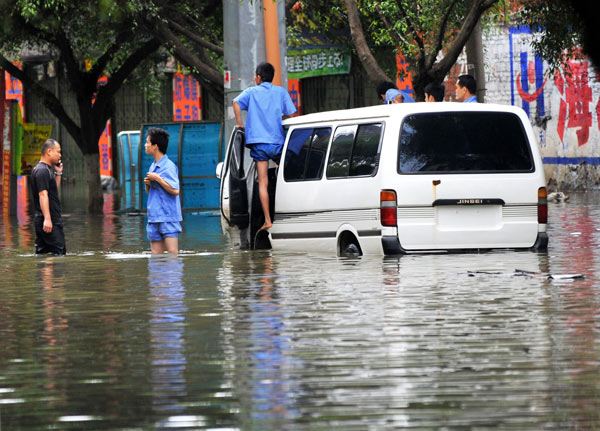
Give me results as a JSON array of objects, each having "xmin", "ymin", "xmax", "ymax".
[{"xmin": 1, "ymin": 191, "xmax": 600, "ymax": 430}]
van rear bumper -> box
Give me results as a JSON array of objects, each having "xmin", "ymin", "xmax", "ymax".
[
  {"xmin": 532, "ymin": 231, "xmax": 549, "ymax": 250},
  {"xmin": 382, "ymin": 236, "xmax": 407, "ymax": 255}
]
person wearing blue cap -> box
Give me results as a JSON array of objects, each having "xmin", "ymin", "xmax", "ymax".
[{"xmin": 385, "ymin": 88, "xmax": 415, "ymax": 104}]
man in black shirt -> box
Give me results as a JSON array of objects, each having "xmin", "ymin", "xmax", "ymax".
[{"xmin": 30, "ymin": 139, "xmax": 65, "ymax": 255}]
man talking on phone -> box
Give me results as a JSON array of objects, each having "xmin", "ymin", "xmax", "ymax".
[{"xmin": 30, "ymin": 139, "xmax": 66, "ymax": 255}]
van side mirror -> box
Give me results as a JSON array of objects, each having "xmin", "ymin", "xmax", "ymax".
[{"xmin": 215, "ymin": 161, "xmax": 224, "ymax": 179}]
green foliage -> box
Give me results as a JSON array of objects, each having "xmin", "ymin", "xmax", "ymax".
[
  {"xmin": 515, "ymin": 0, "xmax": 584, "ymax": 71},
  {"xmin": 288, "ymin": 0, "xmax": 502, "ymax": 63}
]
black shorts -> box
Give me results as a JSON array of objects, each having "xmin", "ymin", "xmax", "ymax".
[{"xmin": 34, "ymin": 214, "xmax": 66, "ymax": 255}]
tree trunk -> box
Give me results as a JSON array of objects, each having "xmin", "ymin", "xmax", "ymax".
[
  {"xmin": 343, "ymin": 0, "xmax": 392, "ymax": 85},
  {"xmin": 84, "ymin": 152, "xmax": 104, "ymax": 214},
  {"xmin": 465, "ymin": 9, "xmax": 486, "ymax": 101}
]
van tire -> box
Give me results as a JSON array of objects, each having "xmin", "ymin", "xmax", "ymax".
[{"xmin": 339, "ymin": 233, "xmax": 362, "ymax": 257}]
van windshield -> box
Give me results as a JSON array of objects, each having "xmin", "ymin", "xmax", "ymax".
[{"xmin": 398, "ymin": 112, "xmax": 534, "ymax": 174}]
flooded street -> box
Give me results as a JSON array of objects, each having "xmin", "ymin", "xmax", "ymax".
[{"xmin": 1, "ymin": 192, "xmax": 600, "ymax": 430}]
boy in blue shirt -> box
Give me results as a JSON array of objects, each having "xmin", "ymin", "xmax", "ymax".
[
  {"xmin": 144, "ymin": 127, "xmax": 182, "ymax": 254},
  {"xmin": 233, "ymin": 62, "xmax": 296, "ymax": 230}
]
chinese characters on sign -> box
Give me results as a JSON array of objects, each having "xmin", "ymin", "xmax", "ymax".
[
  {"xmin": 173, "ymin": 72, "xmax": 202, "ymax": 121},
  {"xmin": 286, "ymin": 47, "xmax": 351, "ymax": 79}
]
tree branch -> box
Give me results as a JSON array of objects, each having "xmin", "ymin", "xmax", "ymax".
[
  {"xmin": 93, "ymin": 37, "xmax": 162, "ymax": 124},
  {"xmin": 89, "ymin": 27, "xmax": 136, "ymax": 79},
  {"xmin": 342, "ymin": 0, "xmax": 392, "ymax": 84},
  {"xmin": 167, "ymin": 18, "xmax": 224, "ymax": 56},
  {"xmin": 426, "ymin": 0, "xmax": 461, "ymax": 69},
  {"xmin": 0, "ymin": 54, "xmax": 82, "ymax": 143},
  {"xmin": 395, "ymin": 0, "xmax": 425, "ymax": 57},
  {"xmin": 432, "ymin": 0, "xmax": 499, "ymax": 76},
  {"xmin": 152, "ymin": 20, "xmax": 224, "ymax": 99},
  {"xmin": 373, "ymin": 1, "xmax": 404, "ymax": 47}
]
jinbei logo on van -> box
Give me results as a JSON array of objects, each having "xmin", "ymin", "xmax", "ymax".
[{"xmin": 433, "ymin": 198, "xmax": 505, "ymax": 206}]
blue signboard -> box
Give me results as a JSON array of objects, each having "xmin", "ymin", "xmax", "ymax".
[{"xmin": 130, "ymin": 121, "xmax": 223, "ymax": 211}]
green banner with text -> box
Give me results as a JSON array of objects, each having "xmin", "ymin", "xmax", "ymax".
[{"xmin": 286, "ymin": 47, "xmax": 351, "ymax": 79}]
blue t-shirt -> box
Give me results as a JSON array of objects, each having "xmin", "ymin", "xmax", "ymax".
[
  {"xmin": 464, "ymin": 95, "xmax": 478, "ymax": 103},
  {"xmin": 147, "ymin": 154, "xmax": 182, "ymax": 223},
  {"xmin": 234, "ymin": 82, "xmax": 297, "ymax": 145}
]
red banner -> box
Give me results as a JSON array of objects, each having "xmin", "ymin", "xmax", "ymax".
[
  {"xmin": 5, "ymin": 63, "xmax": 25, "ymax": 121},
  {"xmin": 173, "ymin": 72, "xmax": 202, "ymax": 121},
  {"xmin": 99, "ymin": 120, "xmax": 112, "ymax": 177}
]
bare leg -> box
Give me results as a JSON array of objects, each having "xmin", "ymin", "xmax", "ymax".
[
  {"xmin": 164, "ymin": 236, "xmax": 179, "ymax": 254},
  {"xmin": 256, "ymin": 160, "xmax": 272, "ymax": 230},
  {"xmin": 151, "ymin": 241, "xmax": 165, "ymax": 254}
]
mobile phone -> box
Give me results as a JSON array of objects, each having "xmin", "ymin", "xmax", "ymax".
[{"xmin": 56, "ymin": 160, "xmax": 62, "ymax": 167}]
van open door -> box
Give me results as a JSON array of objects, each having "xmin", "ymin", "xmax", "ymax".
[
  {"xmin": 220, "ymin": 127, "xmax": 250, "ymax": 229},
  {"xmin": 217, "ymin": 127, "xmax": 276, "ymax": 250}
]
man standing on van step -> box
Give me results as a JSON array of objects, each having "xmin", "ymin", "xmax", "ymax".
[
  {"xmin": 30, "ymin": 139, "xmax": 66, "ymax": 255},
  {"xmin": 456, "ymin": 74, "xmax": 478, "ymax": 103},
  {"xmin": 233, "ymin": 62, "xmax": 296, "ymax": 231}
]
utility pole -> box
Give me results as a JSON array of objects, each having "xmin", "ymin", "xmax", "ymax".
[
  {"xmin": 465, "ymin": 4, "xmax": 486, "ymax": 102},
  {"xmin": 222, "ymin": 0, "xmax": 288, "ymax": 142}
]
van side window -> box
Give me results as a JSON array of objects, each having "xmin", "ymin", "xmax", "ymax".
[
  {"xmin": 350, "ymin": 124, "xmax": 382, "ymax": 176},
  {"xmin": 327, "ymin": 123, "xmax": 382, "ymax": 178},
  {"xmin": 284, "ymin": 127, "xmax": 332, "ymax": 181},
  {"xmin": 398, "ymin": 112, "xmax": 534, "ymax": 173}
]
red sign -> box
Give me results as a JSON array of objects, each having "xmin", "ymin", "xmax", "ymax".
[
  {"xmin": 99, "ymin": 120, "xmax": 112, "ymax": 177},
  {"xmin": 5, "ymin": 63, "xmax": 25, "ymax": 121},
  {"xmin": 173, "ymin": 72, "xmax": 202, "ymax": 121}
]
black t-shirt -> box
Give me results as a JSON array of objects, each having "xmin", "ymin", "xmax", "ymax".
[{"xmin": 31, "ymin": 162, "xmax": 62, "ymax": 222}]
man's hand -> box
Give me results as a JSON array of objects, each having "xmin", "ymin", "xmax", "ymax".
[
  {"xmin": 43, "ymin": 218, "xmax": 53, "ymax": 233},
  {"xmin": 146, "ymin": 172, "xmax": 160, "ymax": 182}
]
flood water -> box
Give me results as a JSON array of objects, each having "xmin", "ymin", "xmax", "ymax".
[{"xmin": 1, "ymin": 191, "xmax": 600, "ymax": 430}]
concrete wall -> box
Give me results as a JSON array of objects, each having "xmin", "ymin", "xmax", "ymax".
[{"xmin": 469, "ymin": 25, "xmax": 600, "ymax": 191}]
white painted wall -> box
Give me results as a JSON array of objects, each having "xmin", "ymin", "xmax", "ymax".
[{"xmin": 468, "ymin": 25, "xmax": 600, "ymax": 190}]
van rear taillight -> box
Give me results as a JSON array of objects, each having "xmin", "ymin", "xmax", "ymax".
[
  {"xmin": 538, "ymin": 187, "xmax": 548, "ymax": 224},
  {"xmin": 380, "ymin": 190, "xmax": 397, "ymax": 227}
]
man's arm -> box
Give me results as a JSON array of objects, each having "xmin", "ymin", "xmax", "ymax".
[
  {"xmin": 39, "ymin": 190, "xmax": 53, "ymax": 233},
  {"xmin": 54, "ymin": 163, "xmax": 63, "ymax": 189},
  {"xmin": 146, "ymin": 172, "xmax": 179, "ymax": 195},
  {"xmin": 233, "ymin": 101, "xmax": 244, "ymax": 128}
]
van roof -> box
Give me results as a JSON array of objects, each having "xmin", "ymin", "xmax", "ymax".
[{"xmin": 283, "ymin": 102, "xmax": 526, "ymax": 127}]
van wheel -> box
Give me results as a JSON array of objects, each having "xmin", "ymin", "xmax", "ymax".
[{"xmin": 339, "ymin": 233, "xmax": 362, "ymax": 257}]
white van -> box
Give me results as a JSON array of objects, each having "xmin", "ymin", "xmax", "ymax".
[{"xmin": 217, "ymin": 102, "xmax": 548, "ymax": 256}]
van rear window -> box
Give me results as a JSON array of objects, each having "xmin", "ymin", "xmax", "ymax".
[{"xmin": 398, "ymin": 112, "xmax": 534, "ymax": 174}]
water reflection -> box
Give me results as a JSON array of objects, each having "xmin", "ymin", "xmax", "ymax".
[
  {"xmin": 148, "ymin": 256, "xmax": 187, "ymax": 418},
  {"xmin": 1, "ymin": 193, "xmax": 600, "ymax": 430}
]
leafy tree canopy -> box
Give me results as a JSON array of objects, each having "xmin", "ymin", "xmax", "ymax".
[
  {"xmin": 516, "ymin": 0, "xmax": 597, "ymax": 71},
  {"xmin": 0, "ymin": 0, "xmax": 223, "ymax": 212},
  {"xmin": 288, "ymin": 0, "xmax": 502, "ymax": 100}
]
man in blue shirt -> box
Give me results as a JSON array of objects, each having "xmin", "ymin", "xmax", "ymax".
[
  {"xmin": 233, "ymin": 62, "xmax": 296, "ymax": 230},
  {"xmin": 144, "ymin": 127, "xmax": 182, "ymax": 254},
  {"xmin": 456, "ymin": 74, "xmax": 478, "ymax": 103}
]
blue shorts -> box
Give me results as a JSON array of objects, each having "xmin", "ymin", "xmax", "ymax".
[
  {"xmin": 248, "ymin": 143, "xmax": 282, "ymax": 163},
  {"xmin": 147, "ymin": 221, "xmax": 182, "ymax": 241}
]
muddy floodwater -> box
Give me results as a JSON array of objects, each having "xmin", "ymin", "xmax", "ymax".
[{"xmin": 1, "ymin": 192, "xmax": 600, "ymax": 430}]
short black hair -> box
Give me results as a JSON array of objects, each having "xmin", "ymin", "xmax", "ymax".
[
  {"xmin": 41, "ymin": 139, "xmax": 58, "ymax": 155},
  {"xmin": 256, "ymin": 62, "xmax": 275, "ymax": 83},
  {"xmin": 376, "ymin": 81, "xmax": 397, "ymax": 98},
  {"xmin": 424, "ymin": 82, "xmax": 445, "ymax": 102},
  {"xmin": 147, "ymin": 127, "xmax": 169, "ymax": 154},
  {"xmin": 457, "ymin": 74, "xmax": 476, "ymax": 95}
]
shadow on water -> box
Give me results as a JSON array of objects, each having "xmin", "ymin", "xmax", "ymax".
[{"xmin": 1, "ymin": 190, "xmax": 600, "ymax": 430}]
